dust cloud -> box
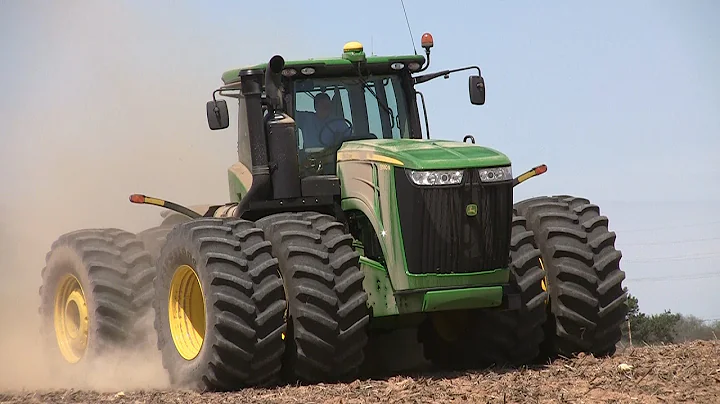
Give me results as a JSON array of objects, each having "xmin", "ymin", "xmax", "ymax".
[{"xmin": 0, "ymin": 2, "xmax": 300, "ymax": 392}]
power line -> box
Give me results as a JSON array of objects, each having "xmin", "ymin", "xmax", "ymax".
[
  {"xmin": 623, "ymin": 236, "xmax": 720, "ymax": 247},
  {"xmin": 623, "ymin": 253, "xmax": 720, "ymax": 263},
  {"xmin": 625, "ymin": 270, "xmax": 720, "ymax": 283},
  {"xmin": 614, "ymin": 220, "xmax": 720, "ymax": 233}
]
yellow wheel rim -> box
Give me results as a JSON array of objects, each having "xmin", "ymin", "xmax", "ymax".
[
  {"xmin": 168, "ymin": 264, "xmax": 206, "ymax": 360},
  {"xmin": 53, "ymin": 274, "xmax": 89, "ymax": 363},
  {"xmin": 539, "ymin": 257, "xmax": 549, "ymax": 305}
]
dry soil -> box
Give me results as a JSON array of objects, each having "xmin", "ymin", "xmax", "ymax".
[{"xmin": 1, "ymin": 340, "xmax": 718, "ymax": 404}]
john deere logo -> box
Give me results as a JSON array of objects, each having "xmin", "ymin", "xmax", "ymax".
[{"xmin": 466, "ymin": 203, "xmax": 478, "ymax": 217}]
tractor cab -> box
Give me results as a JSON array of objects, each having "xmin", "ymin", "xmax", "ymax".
[
  {"xmin": 205, "ymin": 35, "xmax": 487, "ymax": 219},
  {"xmin": 210, "ymin": 40, "xmax": 435, "ymax": 176},
  {"xmin": 290, "ymin": 70, "xmax": 415, "ymax": 175}
]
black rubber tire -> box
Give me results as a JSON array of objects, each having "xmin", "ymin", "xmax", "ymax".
[
  {"xmin": 470, "ymin": 212, "xmax": 548, "ymax": 366},
  {"xmin": 136, "ymin": 213, "xmax": 193, "ymax": 263},
  {"xmin": 132, "ymin": 215, "xmax": 192, "ymax": 342},
  {"xmin": 513, "ymin": 195, "xmax": 627, "ymax": 359},
  {"xmin": 136, "ymin": 226, "xmax": 173, "ymax": 263},
  {"xmin": 39, "ymin": 228, "xmax": 151, "ymax": 367},
  {"xmin": 129, "ymin": 226, "xmax": 171, "ymax": 346},
  {"xmin": 556, "ymin": 195, "xmax": 628, "ymax": 356},
  {"xmin": 152, "ymin": 218, "xmax": 287, "ymax": 391},
  {"xmin": 255, "ymin": 212, "xmax": 370, "ymax": 383},
  {"xmin": 133, "ymin": 225, "xmax": 174, "ymax": 310}
]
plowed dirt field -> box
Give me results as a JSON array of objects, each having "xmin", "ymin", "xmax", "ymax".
[{"xmin": 2, "ymin": 340, "xmax": 718, "ymax": 404}]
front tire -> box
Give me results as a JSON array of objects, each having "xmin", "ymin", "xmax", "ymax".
[
  {"xmin": 417, "ymin": 213, "xmax": 548, "ymax": 369},
  {"xmin": 256, "ymin": 212, "xmax": 370, "ymax": 384},
  {"xmin": 514, "ymin": 195, "xmax": 627, "ymax": 359},
  {"xmin": 470, "ymin": 212, "xmax": 548, "ymax": 366},
  {"xmin": 152, "ymin": 218, "xmax": 287, "ymax": 391}
]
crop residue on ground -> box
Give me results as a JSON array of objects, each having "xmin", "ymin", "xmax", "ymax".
[{"xmin": 1, "ymin": 340, "xmax": 719, "ymax": 404}]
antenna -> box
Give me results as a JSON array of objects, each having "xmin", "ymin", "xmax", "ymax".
[{"xmin": 399, "ymin": 0, "xmax": 417, "ymax": 55}]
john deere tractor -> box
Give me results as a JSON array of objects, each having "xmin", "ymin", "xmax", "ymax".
[{"xmin": 39, "ymin": 34, "xmax": 628, "ymax": 391}]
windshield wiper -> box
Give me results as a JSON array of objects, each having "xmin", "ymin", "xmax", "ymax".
[{"xmin": 354, "ymin": 67, "xmax": 395, "ymax": 123}]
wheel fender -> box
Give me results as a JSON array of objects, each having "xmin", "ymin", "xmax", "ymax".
[{"xmin": 341, "ymin": 197, "xmax": 406, "ymax": 290}]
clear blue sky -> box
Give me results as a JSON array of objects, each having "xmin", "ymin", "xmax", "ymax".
[{"xmin": 0, "ymin": 1, "xmax": 718, "ymax": 320}]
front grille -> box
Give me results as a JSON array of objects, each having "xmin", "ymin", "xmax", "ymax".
[{"xmin": 394, "ymin": 167, "xmax": 512, "ymax": 275}]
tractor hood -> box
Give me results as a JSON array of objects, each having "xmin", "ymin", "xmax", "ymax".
[{"xmin": 336, "ymin": 139, "xmax": 510, "ymax": 170}]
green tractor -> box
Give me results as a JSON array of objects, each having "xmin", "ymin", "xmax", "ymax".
[{"xmin": 39, "ymin": 34, "xmax": 628, "ymax": 391}]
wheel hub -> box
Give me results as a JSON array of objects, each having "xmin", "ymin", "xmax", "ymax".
[
  {"xmin": 168, "ymin": 264, "xmax": 206, "ymax": 360},
  {"xmin": 430, "ymin": 310, "xmax": 469, "ymax": 343},
  {"xmin": 53, "ymin": 274, "xmax": 89, "ymax": 363}
]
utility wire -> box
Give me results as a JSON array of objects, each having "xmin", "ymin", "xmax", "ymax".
[
  {"xmin": 625, "ymin": 270, "xmax": 720, "ymax": 282},
  {"xmin": 623, "ymin": 253, "xmax": 720, "ymax": 263},
  {"xmin": 615, "ymin": 220, "xmax": 720, "ymax": 233},
  {"xmin": 623, "ymin": 236, "xmax": 720, "ymax": 247}
]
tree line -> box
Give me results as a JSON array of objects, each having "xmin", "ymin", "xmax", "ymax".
[{"xmin": 622, "ymin": 287, "xmax": 719, "ymax": 345}]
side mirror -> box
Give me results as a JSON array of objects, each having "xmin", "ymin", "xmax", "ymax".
[
  {"xmin": 469, "ymin": 75, "xmax": 485, "ymax": 105},
  {"xmin": 206, "ymin": 99, "xmax": 229, "ymax": 130}
]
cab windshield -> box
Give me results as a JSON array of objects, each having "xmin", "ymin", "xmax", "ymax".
[{"xmin": 292, "ymin": 74, "xmax": 411, "ymax": 151}]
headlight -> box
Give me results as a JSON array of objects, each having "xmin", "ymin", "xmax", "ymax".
[
  {"xmin": 407, "ymin": 169, "xmax": 464, "ymax": 186},
  {"xmin": 478, "ymin": 166, "xmax": 512, "ymax": 182}
]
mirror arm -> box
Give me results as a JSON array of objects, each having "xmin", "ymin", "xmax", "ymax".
[
  {"xmin": 413, "ymin": 65, "xmax": 482, "ymax": 85},
  {"xmin": 208, "ymin": 81, "xmax": 243, "ymax": 100},
  {"xmin": 218, "ymin": 89, "xmax": 241, "ymax": 99}
]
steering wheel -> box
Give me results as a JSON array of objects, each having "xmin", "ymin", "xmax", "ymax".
[{"xmin": 318, "ymin": 118, "xmax": 354, "ymax": 147}]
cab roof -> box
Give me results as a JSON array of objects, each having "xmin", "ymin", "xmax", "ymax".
[{"xmin": 221, "ymin": 41, "xmax": 426, "ymax": 85}]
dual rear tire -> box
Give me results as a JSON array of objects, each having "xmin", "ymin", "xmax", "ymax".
[
  {"xmin": 39, "ymin": 228, "xmax": 155, "ymax": 371},
  {"xmin": 39, "ymin": 213, "xmax": 369, "ymax": 391},
  {"xmin": 152, "ymin": 218, "xmax": 287, "ymax": 391},
  {"xmin": 150, "ymin": 212, "xmax": 369, "ymax": 390}
]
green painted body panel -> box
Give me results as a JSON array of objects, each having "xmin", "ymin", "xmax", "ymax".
[
  {"xmin": 227, "ymin": 163, "xmax": 252, "ymax": 203},
  {"xmin": 222, "ymin": 54, "xmax": 426, "ymax": 85},
  {"xmin": 338, "ymin": 160, "xmax": 410, "ymax": 289},
  {"xmin": 338, "ymin": 157, "xmax": 511, "ymax": 295},
  {"xmin": 406, "ymin": 269, "xmax": 509, "ymax": 289},
  {"xmin": 361, "ymin": 256, "xmax": 507, "ymax": 316},
  {"xmin": 339, "ymin": 139, "xmax": 511, "ymax": 170},
  {"xmin": 421, "ymin": 287, "xmax": 504, "ymax": 312},
  {"xmin": 360, "ymin": 257, "xmax": 398, "ymax": 317},
  {"xmin": 393, "ymin": 287, "xmax": 504, "ymax": 314},
  {"xmin": 339, "ymin": 154, "xmax": 510, "ymax": 317},
  {"xmin": 227, "ymin": 169, "xmax": 246, "ymax": 203}
]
